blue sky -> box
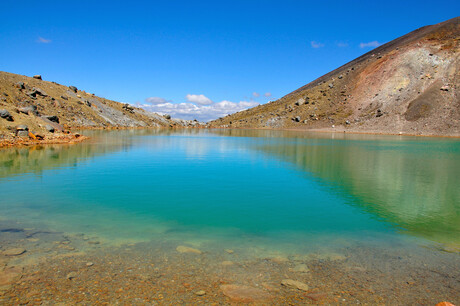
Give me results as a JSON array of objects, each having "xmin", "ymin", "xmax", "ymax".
[{"xmin": 1, "ymin": 1, "xmax": 458, "ymax": 121}]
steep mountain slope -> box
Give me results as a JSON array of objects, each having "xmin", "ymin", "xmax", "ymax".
[
  {"xmin": 209, "ymin": 17, "xmax": 459, "ymax": 136},
  {"xmin": 0, "ymin": 71, "xmax": 200, "ymax": 146}
]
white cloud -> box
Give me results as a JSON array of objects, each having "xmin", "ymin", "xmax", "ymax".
[
  {"xmin": 337, "ymin": 42, "xmax": 349, "ymax": 47},
  {"xmin": 360, "ymin": 41, "xmax": 381, "ymax": 48},
  {"xmin": 311, "ymin": 41, "xmax": 324, "ymax": 48},
  {"xmin": 145, "ymin": 97, "xmax": 171, "ymax": 104},
  {"xmin": 185, "ymin": 94, "xmax": 213, "ymax": 105},
  {"xmin": 264, "ymin": 92, "xmax": 272, "ymax": 97},
  {"xmin": 252, "ymin": 92, "xmax": 260, "ymax": 98},
  {"xmin": 138, "ymin": 100, "xmax": 259, "ymax": 122},
  {"xmin": 37, "ymin": 37, "xmax": 51, "ymax": 44}
]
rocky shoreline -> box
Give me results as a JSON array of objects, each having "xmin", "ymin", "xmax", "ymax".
[
  {"xmin": 0, "ymin": 220, "xmax": 458, "ymax": 305},
  {"xmin": 0, "ymin": 133, "xmax": 88, "ymax": 148},
  {"xmin": 2, "ymin": 124, "xmax": 459, "ymax": 150}
]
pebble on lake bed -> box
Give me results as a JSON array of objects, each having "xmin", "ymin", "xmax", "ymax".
[
  {"xmin": 221, "ymin": 261, "xmax": 234, "ymax": 266},
  {"xmin": 86, "ymin": 262, "xmax": 94, "ymax": 267},
  {"xmin": 66, "ymin": 272, "xmax": 77, "ymax": 280},
  {"xmin": 220, "ymin": 284, "xmax": 273, "ymax": 302},
  {"xmin": 225, "ymin": 249, "xmax": 234, "ymax": 254},
  {"xmin": 289, "ymin": 264, "xmax": 310, "ymax": 273},
  {"xmin": 270, "ymin": 256, "xmax": 289, "ymax": 263},
  {"xmin": 195, "ymin": 290, "xmax": 206, "ymax": 296},
  {"xmin": 176, "ymin": 245, "xmax": 202, "ymax": 254}
]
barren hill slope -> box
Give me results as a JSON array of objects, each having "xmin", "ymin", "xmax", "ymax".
[
  {"xmin": 209, "ymin": 17, "xmax": 459, "ymax": 136},
  {"xmin": 0, "ymin": 71, "xmax": 199, "ymax": 145}
]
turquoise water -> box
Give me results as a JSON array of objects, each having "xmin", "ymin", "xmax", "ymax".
[{"xmin": 1, "ymin": 129, "xmax": 459, "ymax": 255}]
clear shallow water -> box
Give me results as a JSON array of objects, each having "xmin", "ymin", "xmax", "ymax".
[{"xmin": 0, "ymin": 129, "xmax": 459, "ymax": 256}]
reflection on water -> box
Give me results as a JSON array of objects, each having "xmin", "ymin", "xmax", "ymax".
[
  {"xmin": 0, "ymin": 129, "xmax": 459, "ymax": 250},
  {"xmin": 212, "ymin": 129, "xmax": 460, "ymax": 246},
  {"xmin": 258, "ymin": 135, "xmax": 459, "ymax": 245}
]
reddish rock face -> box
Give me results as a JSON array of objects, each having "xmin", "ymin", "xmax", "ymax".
[{"xmin": 220, "ymin": 284, "xmax": 273, "ymax": 302}]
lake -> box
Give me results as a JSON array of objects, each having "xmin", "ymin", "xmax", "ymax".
[{"xmin": 0, "ymin": 129, "xmax": 459, "ymax": 304}]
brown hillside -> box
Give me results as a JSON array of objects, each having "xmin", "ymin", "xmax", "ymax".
[
  {"xmin": 0, "ymin": 71, "xmax": 200, "ymax": 146},
  {"xmin": 209, "ymin": 17, "xmax": 459, "ymax": 136}
]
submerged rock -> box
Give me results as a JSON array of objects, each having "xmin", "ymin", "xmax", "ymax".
[
  {"xmin": 281, "ymin": 279, "xmax": 309, "ymax": 291},
  {"xmin": 194, "ymin": 290, "xmax": 206, "ymax": 296},
  {"xmin": 220, "ymin": 284, "xmax": 272, "ymax": 302},
  {"xmin": 176, "ymin": 245, "xmax": 202, "ymax": 254},
  {"xmin": 2, "ymin": 248, "xmax": 26, "ymax": 256}
]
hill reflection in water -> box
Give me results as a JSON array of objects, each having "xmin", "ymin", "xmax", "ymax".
[{"xmin": 212, "ymin": 129, "xmax": 460, "ymax": 246}]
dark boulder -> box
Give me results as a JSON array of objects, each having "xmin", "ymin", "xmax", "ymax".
[
  {"xmin": 43, "ymin": 115, "xmax": 59, "ymax": 123},
  {"xmin": 0, "ymin": 109, "xmax": 13, "ymax": 121},
  {"xmin": 122, "ymin": 103, "xmax": 134, "ymax": 113},
  {"xmin": 18, "ymin": 105, "xmax": 38, "ymax": 115},
  {"xmin": 69, "ymin": 86, "xmax": 77, "ymax": 93},
  {"xmin": 45, "ymin": 124, "xmax": 55, "ymax": 133},
  {"xmin": 33, "ymin": 75, "xmax": 42, "ymax": 80},
  {"xmin": 40, "ymin": 117, "xmax": 64, "ymax": 132},
  {"xmin": 16, "ymin": 125, "xmax": 28, "ymax": 131},
  {"xmin": 295, "ymin": 98, "xmax": 305, "ymax": 106},
  {"xmin": 17, "ymin": 130, "xmax": 29, "ymax": 137},
  {"xmin": 16, "ymin": 81, "xmax": 25, "ymax": 89},
  {"xmin": 27, "ymin": 87, "xmax": 47, "ymax": 98}
]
